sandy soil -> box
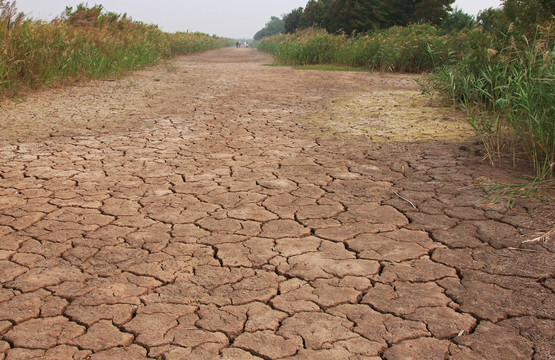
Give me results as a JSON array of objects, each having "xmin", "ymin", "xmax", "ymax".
[{"xmin": 0, "ymin": 47, "xmax": 553, "ymax": 359}]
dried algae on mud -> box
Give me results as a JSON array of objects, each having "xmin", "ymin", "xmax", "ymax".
[{"xmin": 304, "ymin": 89, "xmax": 475, "ymax": 142}]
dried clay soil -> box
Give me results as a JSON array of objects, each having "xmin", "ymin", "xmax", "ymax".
[{"xmin": 0, "ymin": 48, "xmax": 553, "ymax": 359}]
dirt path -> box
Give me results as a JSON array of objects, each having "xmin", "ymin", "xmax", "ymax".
[{"xmin": 0, "ymin": 47, "xmax": 553, "ymax": 359}]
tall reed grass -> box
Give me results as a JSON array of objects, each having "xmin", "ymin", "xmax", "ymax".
[
  {"xmin": 424, "ymin": 23, "xmax": 554, "ymax": 179},
  {"xmin": 0, "ymin": 2, "xmax": 231, "ymax": 99},
  {"xmin": 256, "ymin": 25, "xmax": 486, "ymax": 73}
]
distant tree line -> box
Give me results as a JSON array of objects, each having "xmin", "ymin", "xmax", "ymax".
[
  {"xmin": 256, "ymin": 0, "xmax": 456, "ymax": 40},
  {"xmin": 254, "ymin": 0, "xmax": 554, "ymax": 40},
  {"xmin": 254, "ymin": 16, "xmax": 285, "ymax": 41}
]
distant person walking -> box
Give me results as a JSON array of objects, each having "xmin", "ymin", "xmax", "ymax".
[{"xmin": 244, "ymin": 41, "xmax": 249, "ymax": 48}]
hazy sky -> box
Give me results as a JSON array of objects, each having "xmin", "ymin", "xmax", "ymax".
[{"xmin": 14, "ymin": 0, "xmax": 503, "ymax": 39}]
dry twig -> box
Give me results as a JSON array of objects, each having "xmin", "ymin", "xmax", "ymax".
[
  {"xmin": 522, "ymin": 227, "xmax": 554, "ymax": 244},
  {"xmin": 391, "ymin": 189, "xmax": 416, "ymax": 209}
]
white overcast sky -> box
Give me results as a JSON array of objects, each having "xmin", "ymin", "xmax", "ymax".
[{"xmin": 14, "ymin": 0, "xmax": 503, "ymax": 39}]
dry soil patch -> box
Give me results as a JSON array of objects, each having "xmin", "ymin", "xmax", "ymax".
[{"xmin": 0, "ymin": 47, "xmax": 553, "ymax": 360}]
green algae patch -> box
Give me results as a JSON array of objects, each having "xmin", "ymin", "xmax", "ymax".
[{"xmin": 304, "ymin": 90, "xmax": 475, "ymax": 142}]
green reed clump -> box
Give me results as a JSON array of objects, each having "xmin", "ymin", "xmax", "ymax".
[
  {"xmin": 0, "ymin": 2, "xmax": 230, "ymax": 99},
  {"xmin": 167, "ymin": 32, "xmax": 230, "ymax": 56},
  {"xmin": 256, "ymin": 25, "xmax": 478, "ymax": 72},
  {"xmin": 424, "ymin": 23, "xmax": 554, "ymax": 179}
]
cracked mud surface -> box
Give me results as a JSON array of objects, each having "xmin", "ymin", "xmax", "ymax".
[{"xmin": 0, "ymin": 47, "xmax": 554, "ymax": 359}]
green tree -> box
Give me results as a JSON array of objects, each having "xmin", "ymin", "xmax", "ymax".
[
  {"xmin": 322, "ymin": 0, "xmax": 387, "ymax": 34},
  {"xmin": 254, "ymin": 16, "xmax": 285, "ymax": 40},
  {"xmin": 298, "ymin": 0, "xmax": 329, "ymax": 29},
  {"xmin": 476, "ymin": 0, "xmax": 553, "ymax": 37},
  {"xmin": 382, "ymin": 0, "xmax": 456, "ymax": 27},
  {"xmin": 283, "ymin": 7, "xmax": 304, "ymax": 33},
  {"xmin": 383, "ymin": 0, "xmax": 411, "ymax": 27},
  {"xmin": 440, "ymin": 8, "xmax": 475, "ymax": 33},
  {"xmin": 477, "ymin": 7, "xmax": 503, "ymax": 32},
  {"xmin": 413, "ymin": 0, "xmax": 455, "ymax": 25},
  {"xmin": 501, "ymin": 0, "xmax": 554, "ymax": 36}
]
